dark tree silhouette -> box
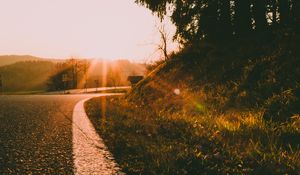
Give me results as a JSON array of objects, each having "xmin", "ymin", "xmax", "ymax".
[
  {"xmin": 47, "ymin": 59, "xmax": 89, "ymax": 91},
  {"xmin": 135, "ymin": 0, "xmax": 300, "ymax": 43},
  {"xmin": 292, "ymin": 0, "xmax": 300, "ymax": 34},
  {"xmin": 234, "ymin": 0, "xmax": 252, "ymax": 37},
  {"xmin": 270, "ymin": 0, "xmax": 278, "ymax": 26},
  {"xmin": 278, "ymin": 0, "xmax": 290, "ymax": 26},
  {"xmin": 253, "ymin": 0, "xmax": 268, "ymax": 34},
  {"xmin": 218, "ymin": 0, "xmax": 233, "ymax": 40}
]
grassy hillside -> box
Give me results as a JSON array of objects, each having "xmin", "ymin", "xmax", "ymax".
[
  {"xmin": 85, "ymin": 40, "xmax": 300, "ymax": 174},
  {"xmin": 86, "ymin": 95, "xmax": 299, "ymax": 174},
  {"xmin": 129, "ymin": 41, "xmax": 300, "ymax": 122},
  {"xmin": 0, "ymin": 61, "xmax": 55, "ymax": 92},
  {"xmin": 0, "ymin": 55, "xmax": 43, "ymax": 67}
]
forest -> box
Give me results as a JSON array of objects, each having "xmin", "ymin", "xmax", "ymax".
[{"xmin": 136, "ymin": 0, "xmax": 299, "ymax": 44}]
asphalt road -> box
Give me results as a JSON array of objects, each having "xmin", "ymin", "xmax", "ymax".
[
  {"xmin": 45, "ymin": 86, "xmax": 131, "ymax": 95},
  {"xmin": 0, "ymin": 94, "xmax": 118, "ymax": 174}
]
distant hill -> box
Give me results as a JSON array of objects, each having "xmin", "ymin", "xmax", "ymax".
[
  {"xmin": 0, "ymin": 61, "xmax": 55, "ymax": 92},
  {"xmin": 0, "ymin": 55, "xmax": 44, "ymax": 67},
  {"xmin": 0, "ymin": 58, "xmax": 146, "ymax": 92}
]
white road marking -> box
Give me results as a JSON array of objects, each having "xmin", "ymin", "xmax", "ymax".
[{"xmin": 72, "ymin": 95, "xmax": 123, "ymax": 175}]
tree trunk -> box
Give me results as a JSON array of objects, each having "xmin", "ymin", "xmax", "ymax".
[
  {"xmin": 271, "ymin": 0, "xmax": 278, "ymax": 26},
  {"xmin": 291, "ymin": 0, "xmax": 300, "ymax": 34},
  {"xmin": 278, "ymin": 0, "xmax": 290, "ymax": 26},
  {"xmin": 201, "ymin": 0, "xmax": 218, "ymax": 40},
  {"xmin": 234, "ymin": 0, "xmax": 252, "ymax": 37},
  {"xmin": 253, "ymin": 0, "xmax": 268, "ymax": 33},
  {"xmin": 218, "ymin": 0, "xmax": 233, "ymax": 40}
]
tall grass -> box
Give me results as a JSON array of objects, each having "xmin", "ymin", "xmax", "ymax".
[{"xmin": 85, "ymin": 96, "xmax": 300, "ymax": 175}]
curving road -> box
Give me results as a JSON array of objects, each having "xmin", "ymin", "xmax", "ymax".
[{"xmin": 0, "ymin": 94, "xmax": 122, "ymax": 174}]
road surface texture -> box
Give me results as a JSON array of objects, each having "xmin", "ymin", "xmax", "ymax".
[{"xmin": 0, "ymin": 94, "xmax": 123, "ymax": 175}]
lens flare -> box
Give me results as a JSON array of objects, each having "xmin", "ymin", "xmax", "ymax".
[{"xmin": 174, "ymin": 88, "xmax": 180, "ymax": 95}]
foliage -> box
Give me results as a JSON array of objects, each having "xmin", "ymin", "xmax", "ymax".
[
  {"xmin": 85, "ymin": 97, "xmax": 300, "ymax": 174},
  {"xmin": 129, "ymin": 38, "xmax": 300, "ymax": 121},
  {"xmin": 133, "ymin": 0, "xmax": 300, "ymax": 122},
  {"xmin": 0, "ymin": 61, "xmax": 54, "ymax": 92},
  {"xmin": 136, "ymin": 0, "xmax": 300, "ymax": 44},
  {"xmin": 264, "ymin": 86, "xmax": 300, "ymax": 122},
  {"xmin": 47, "ymin": 59, "xmax": 89, "ymax": 91}
]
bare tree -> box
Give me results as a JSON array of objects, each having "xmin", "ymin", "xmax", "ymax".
[{"xmin": 157, "ymin": 23, "xmax": 170, "ymax": 61}]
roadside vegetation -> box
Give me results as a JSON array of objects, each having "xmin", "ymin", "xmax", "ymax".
[
  {"xmin": 85, "ymin": 0, "xmax": 300, "ymax": 174},
  {"xmin": 85, "ymin": 96, "xmax": 300, "ymax": 174}
]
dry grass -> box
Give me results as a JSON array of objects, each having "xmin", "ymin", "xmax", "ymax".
[{"xmin": 85, "ymin": 96, "xmax": 300, "ymax": 175}]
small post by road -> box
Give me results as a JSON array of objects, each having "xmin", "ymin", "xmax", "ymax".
[{"xmin": 94, "ymin": 79, "xmax": 99, "ymax": 92}]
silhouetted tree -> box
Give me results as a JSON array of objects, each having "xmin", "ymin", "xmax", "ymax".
[
  {"xmin": 291, "ymin": 0, "xmax": 300, "ymax": 34},
  {"xmin": 218, "ymin": 0, "xmax": 233, "ymax": 40},
  {"xmin": 253, "ymin": 0, "xmax": 268, "ymax": 34},
  {"xmin": 47, "ymin": 59, "xmax": 89, "ymax": 91},
  {"xmin": 278, "ymin": 0, "xmax": 290, "ymax": 26},
  {"xmin": 201, "ymin": 0, "xmax": 219, "ymax": 40},
  {"xmin": 136, "ymin": 0, "xmax": 300, "ymax": 43},
  {"xmin": 234, "ymin": 0, "xmax": 252, "ymax": 37},
  {"xmin": 157, "ymin": 24, "xmax": 170, "ymax": 60},
  {"xmin": 269, "ymin": 0, "xmax": 278, "ymax": 26}
]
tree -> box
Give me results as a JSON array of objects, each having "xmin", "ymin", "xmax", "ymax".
[
  {"xmin": 157, "ymin": 24, "xmax": 170, "ymax": 61},
  {"xmin": 253, "ymin": 0, "xmax": 268, "ymax": 34},
  {"xmin": 201, "ymin": 0, "xmax": 219, "ymax": 40},
  {"xmin": 136, "ymin": 0, "xmax": 299, "ymax": 44},
  {"xmin": 278, "ymin": 0, "xmax": 290, "ymax": 26},
  {"xmin": 47, "ymin": 59, "xmax": 90, "ymax": 91},
  {"xmin": 234, "ymin": 0, "xmax": 252, "ymax": 37},
  {"xmin": 291, "ymin": 0, "xmax": 300, "ymax": 34},
  {"xmin": 218, "ymin": 0, "xmax": 233, "ymax": 40},
  {"xmin": 47, "ymin": 66, "xmax": 69, "ymax": 91},
  {"xmin": 269, "ymin": 0, "xmax": 278, "ymax": 26}
]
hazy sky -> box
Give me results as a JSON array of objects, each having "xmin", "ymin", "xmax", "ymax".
[{"xmin": 0, "ymin": 0, "xmax": 176, "ymax": 61}]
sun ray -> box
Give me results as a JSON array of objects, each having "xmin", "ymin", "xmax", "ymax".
[{"xmin": 76, "ymin": 59, "xmax": 99, "ymax": 90}]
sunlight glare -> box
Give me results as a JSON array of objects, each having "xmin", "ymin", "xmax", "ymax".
[{"xmin": 174, "ymin": 88, "xmax": 180, "ymax": 95}]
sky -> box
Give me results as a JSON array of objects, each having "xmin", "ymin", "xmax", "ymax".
[{"xmin": 0, "ymin": 0, "xmax": 177, "ymax": 62}]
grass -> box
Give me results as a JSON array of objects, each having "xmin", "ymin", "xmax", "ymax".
[{"xmin": 85, "ymin": 96, "xmax": 300, "ymax": 175}]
